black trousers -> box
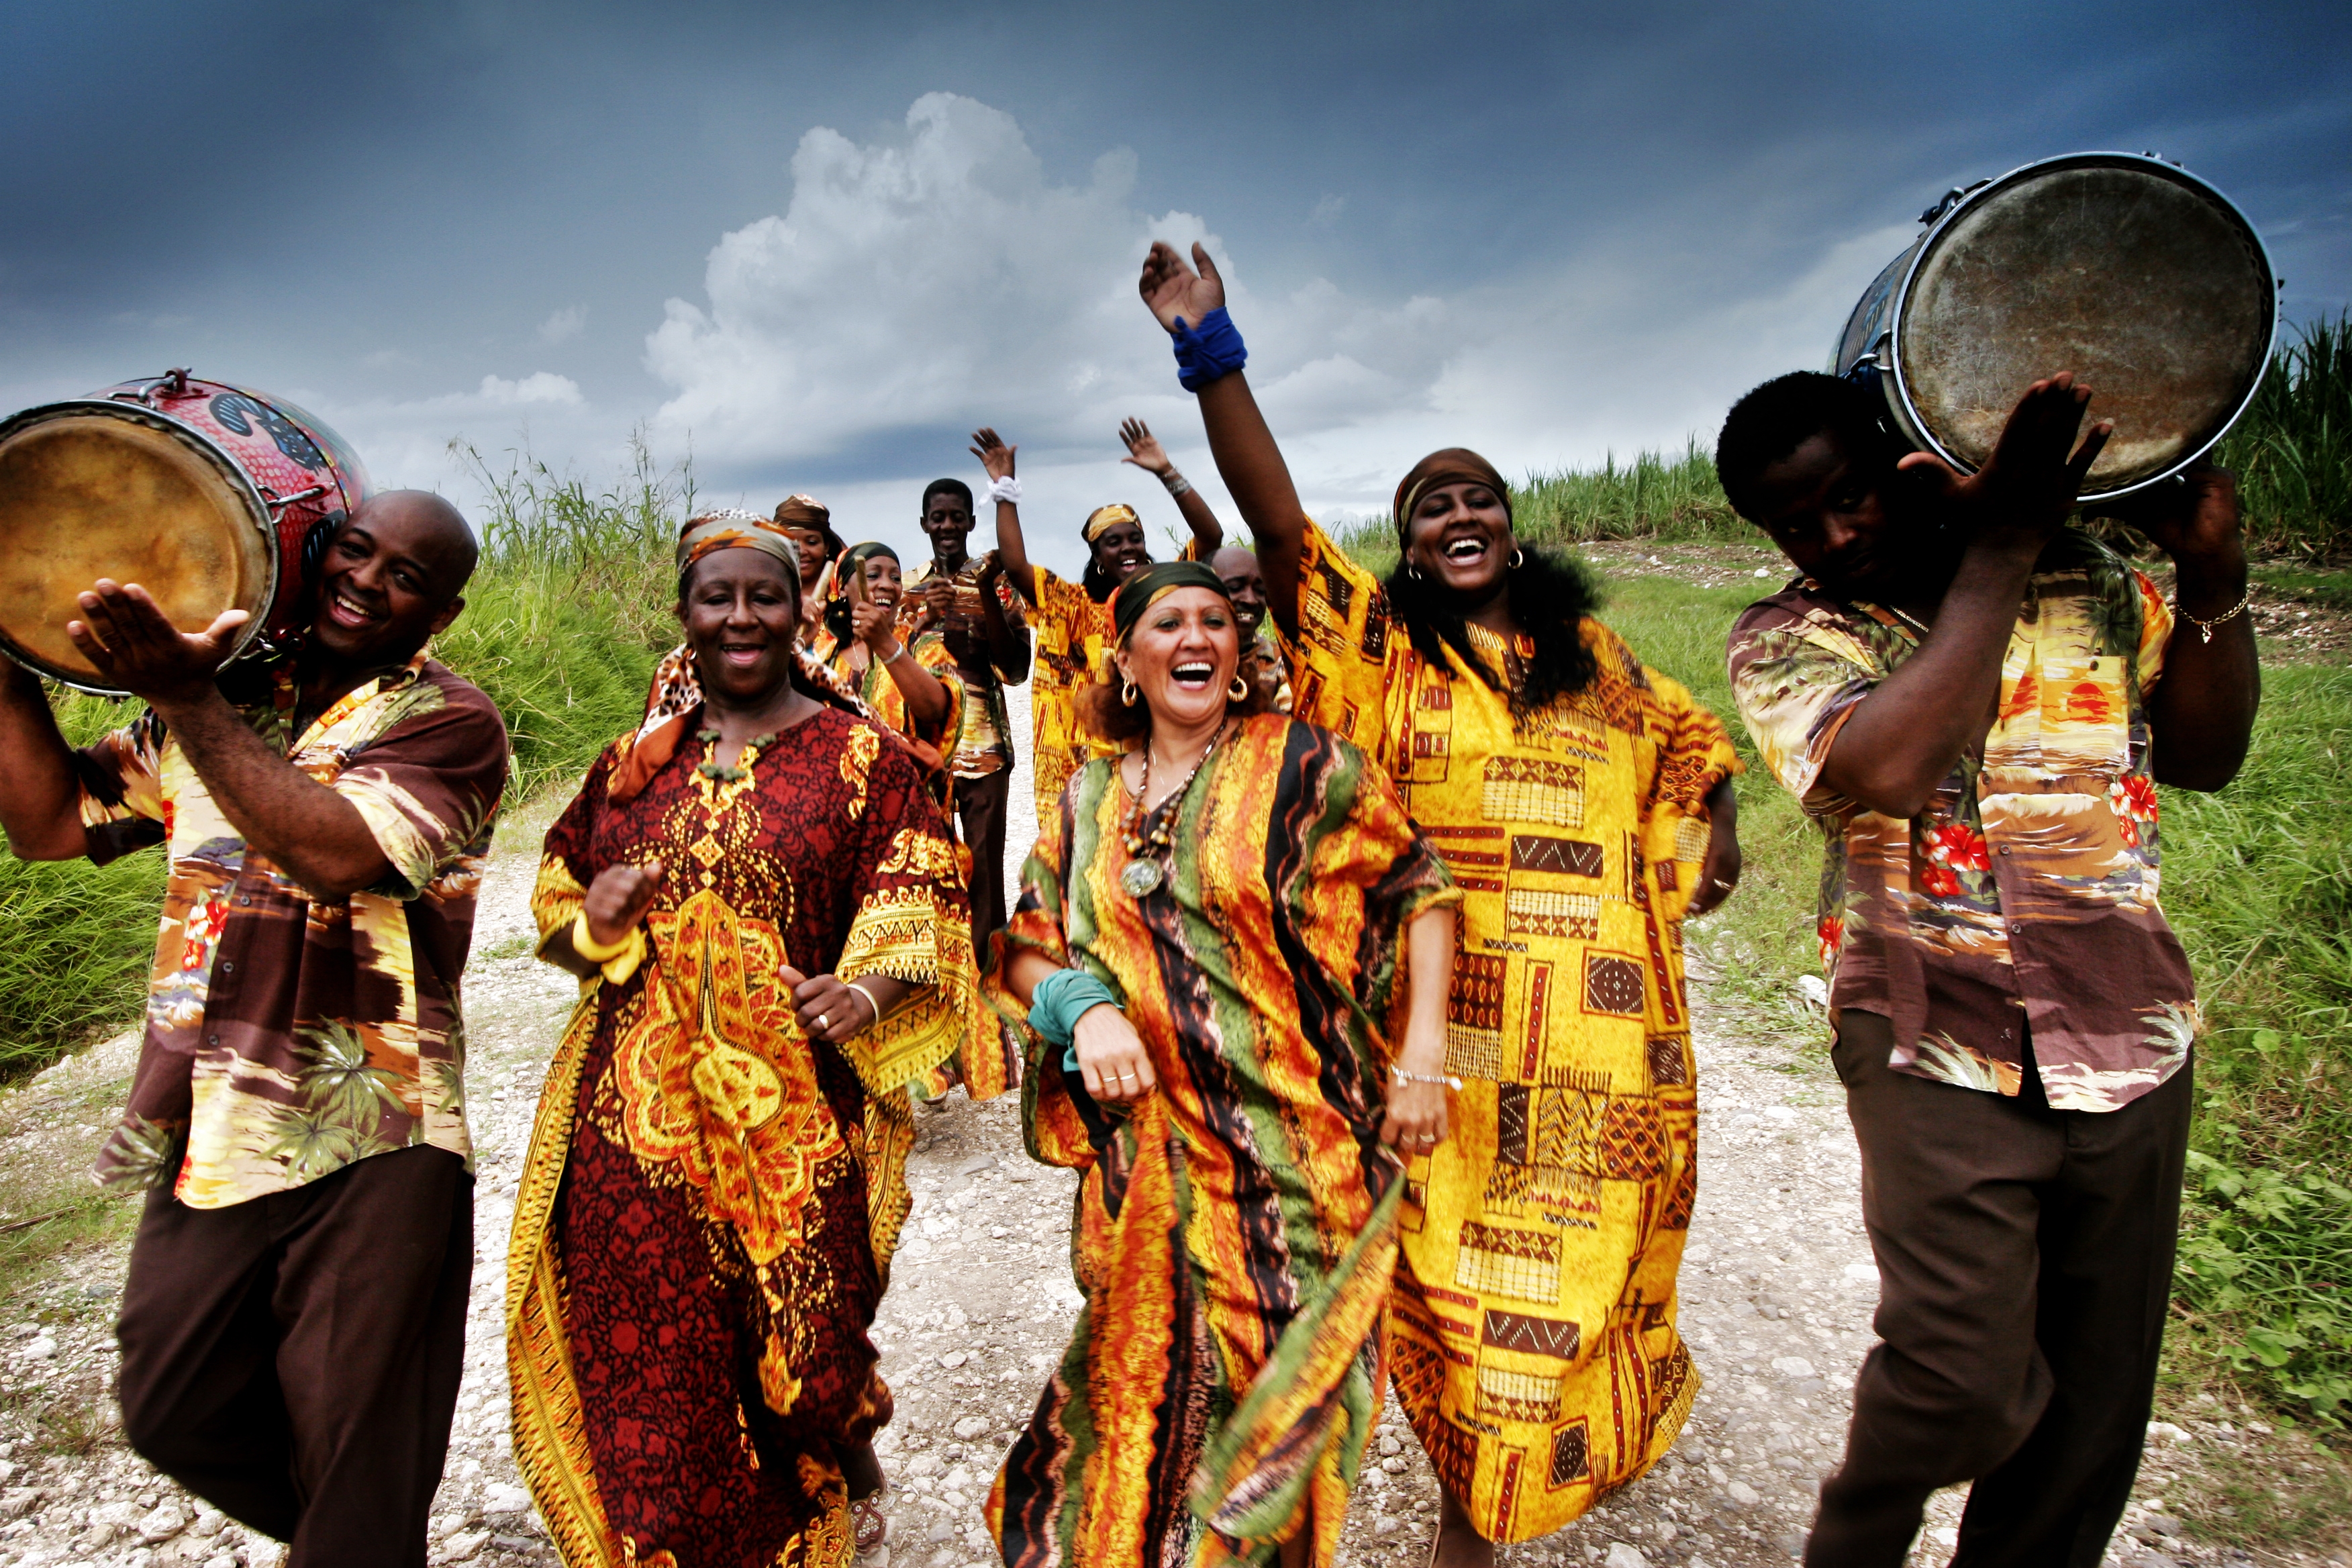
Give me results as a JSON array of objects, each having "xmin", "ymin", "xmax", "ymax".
[
  {"xmin": 117, "ymin": 1146, "xmax": 474, "ymax": 1567},
  {"xmin": 1807, "ymin": 1012, "xmax": 2192, "ymax": 1568},
  {"xmin": 957, "ymin": 764, "xmax": 1013, "ymax": 951}
]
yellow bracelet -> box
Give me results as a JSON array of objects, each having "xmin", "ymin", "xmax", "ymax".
[{"xmin": 571, "ymin": 912, "xmax": 646, "ymax": 985}]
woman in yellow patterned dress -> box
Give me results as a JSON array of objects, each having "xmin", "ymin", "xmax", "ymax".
[
  {"xmin": 987, "ymin": 562, "xmax": 1461, "ymax": 1568},
  {"xmin": 972, "ymin": 422, "xmax": 1226, "ymax": 818},
  {"xmin": 511, "ymin": 513, "xmax": 977, "ymax": 1567},
  {"xmin": 811, "ymin": 541, "xmax": 964, "ymax": 787},
  {"xmin": 1136, "ymin": 240, "xmax": 1744, "ymax": 1563}
]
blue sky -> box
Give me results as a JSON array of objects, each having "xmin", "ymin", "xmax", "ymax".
[{"xmin": 4, "ymin": 1, "xmax": 2346, "ymax": 571}]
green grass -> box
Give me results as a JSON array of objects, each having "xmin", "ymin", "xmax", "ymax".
[{"xmin": 2216, "ymin": 315, "xmax": 2352, "ymax": 561}]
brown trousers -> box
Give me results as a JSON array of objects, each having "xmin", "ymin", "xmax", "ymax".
[
  {"xmin": 1806, "ymin": 1012, "xmax": 2193, "ymax": 1568},
  {"xmin": 117, "ymin": 1146, "xmax": 473, "ymax": 1567},
  {"xmin": 957, "ymin": 763, "xmax": 1013, "ymax": 950}
]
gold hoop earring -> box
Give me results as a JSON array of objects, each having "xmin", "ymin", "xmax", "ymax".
[
  {"xmin": 1228, "ymin": 673, "xmax": 1250, "ymax": 703},
  {"xmin": 1406, "ymin": 560, "xmax": 1425, "ymax": 581},
  {"xmin": 1509, "ymin": 546, "xmax": 1525, "ymax": 569},
  {"xmin": 1120, "ymin": 677, "xmax": 1139, "ymax": 707}
]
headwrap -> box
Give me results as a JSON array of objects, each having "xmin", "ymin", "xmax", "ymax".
[
  {"xmin": 824, "ymin": 542, "xmax": 902, "ymax": 643},
  {"xmin": 773, "ymin": 493, "xmax": 832, "ymax": 532},
  {"xmin": 1392, "ymin": 448, "xmax": 1512, "ymax": 540},
  {"xmin": 1082, "ymin": 503, "xmax": 1142, "ymax": 545},
  {"xmin": 677, "ymin": 508, "xmax": 801, "ymax": 575},
  {"xmin": 1110, "ymin": 560, "xmax": 1232, "ymax": 644}
]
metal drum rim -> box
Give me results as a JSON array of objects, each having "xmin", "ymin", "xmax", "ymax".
[
  {"xmin": 1881, "ymin": 149, "xmax": 2278, "ymax": 502},
  {"xmin": 0, "ymin": 397, "xmax": 281, "ymax": 697}
]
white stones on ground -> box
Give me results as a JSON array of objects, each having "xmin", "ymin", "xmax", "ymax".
[
  {"xmin": 1724, "ymin": 1480, "xmax": 1763, "ymax": 1508},
  {"xmin": 190, "ymin": 1505, "xmax": 227, "ymax": 1538},
  {"xmin": 1606, "ymin": 1543, "xmax": 1650, "ymax": 1568},
  {"xmin": 482, "ymin": 1481, "xmax": 532, "ymax": 1515},
  {"xmin": 0, "ymin": 1487, "xmax": 36, "ymax": 1518},
  {"xmin": 1841, "ymin": 1263, "xmax": 1879, "ymax": 1285},
  {"xmin": 937, "ymin": 1351, "xmax": 969, "ymax": 1369},
  {"xmin": 20, "ymin": 1336, "xmax": 55, "ymax": 1361},
  {"xmin": 136, "ymin": 1498, "xmax": 187, "ymax": 1542},
  {"xmin": 951, "ymin": 1416, "xmax": 990, "ymax": 1440},
  {"xmin": 438, "ymin": 1526, "xmax": 491, "ymax": 1562},
  {"xmin": 1771, "ymin": 1357, "xmax": 1816, "ymax": 1378}
]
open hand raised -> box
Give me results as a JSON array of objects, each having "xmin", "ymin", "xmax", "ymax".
[
  {"xmin": 969, "ymin": 428, "xmax": 1016, "ymax": 483},
  {"xmin": 2087, "ymin": 461, "xmax": 2243, "ymax": 568},
  {"xmin": 1118, "ymin": 418, "xmax": 1173, "ymax": 476},
  {"xmin": 65, "ymin": 581, "xmax": 248, "ymax": 707},
  {"xmin": 1896, "ymin": 373, "xmax": 2112, "ymax": 553},
  {"xmin": 1138, "ymin": 240, "xmax": 1225, "ymax": 336}
]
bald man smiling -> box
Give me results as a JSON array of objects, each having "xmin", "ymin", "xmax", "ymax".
[{"xmin": 0, "ymin": 491, "xmax": 509, "ymax": 1567}]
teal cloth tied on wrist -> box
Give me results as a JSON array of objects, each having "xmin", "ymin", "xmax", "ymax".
[{"xmin": 1029, "ymin": 967, "xmax": 1121, "ymax": 1072}]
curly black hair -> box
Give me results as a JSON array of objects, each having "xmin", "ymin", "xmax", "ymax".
[
  {"xmin": 1713, "ymin": 371, "xmax": 1904, "ymax": 522},
  {"xmin": 1384, "ymin": 546, "xmax": 1602, "ymax": 711}
]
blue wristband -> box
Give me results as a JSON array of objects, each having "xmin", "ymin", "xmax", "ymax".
[
  {"xmin": 1028, "ymin": 967, "xmax": 1121, "ymax": 1072},
  {"xmin": 1172, "ymin": 307, "xmax": 1248, "ymax": 392}
]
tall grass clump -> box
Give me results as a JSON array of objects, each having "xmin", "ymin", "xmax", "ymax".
[
  {"xmin": 2218, "ymin": 314, "xmax": 2352, "ymax": 561},
  {"xmin": 439, "ymin": 434, "xmax": 691, "ymax": 800}
]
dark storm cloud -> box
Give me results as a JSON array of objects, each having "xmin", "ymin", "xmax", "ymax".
[{"xmin": 1, "ymin": 0, "xmax": 2345, "ymax": 541}]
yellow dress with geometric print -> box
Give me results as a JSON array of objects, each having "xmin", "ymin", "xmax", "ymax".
[{"xmin": 1280, "ymin": 521, "xmax": 1740, "ymax": 1542}]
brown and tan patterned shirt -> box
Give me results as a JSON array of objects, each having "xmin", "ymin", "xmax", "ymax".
[
  {"xmin": 1726, "ymin": 529, "xmax": 2195, "ymax": 1112},
  {"xmin": 905, "ymin": 559, "xmax": 1029, "ymax": 779},
  {"xmin": 75, "ymin": 654, "xmax": 508, "ymax": 1206}
]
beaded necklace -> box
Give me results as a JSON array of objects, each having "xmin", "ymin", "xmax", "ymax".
[
  {"xmin": 1118, "ymin": 720, "xmax": 1232, "ymax": 898},
  {"xmin": 695, "ymin": 727, "xmax": 777, "ymax": 783}
]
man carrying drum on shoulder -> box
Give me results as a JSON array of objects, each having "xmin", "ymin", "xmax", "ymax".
[
  {"xmin": 1714, "ymin": 371, "xmax": 2259, "ymax": 1566},
  {"xmin": 905, "ymin": 476, "xmax": 1031, "ymax": 952},
  {"xmin": 0, "ymin": 492, "xmax": 507, "ymax": 1568}
]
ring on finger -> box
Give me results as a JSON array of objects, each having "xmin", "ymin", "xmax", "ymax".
[{"xmin": 816, "ymin": 1012, "xmax": 830, "ymax": 1031}]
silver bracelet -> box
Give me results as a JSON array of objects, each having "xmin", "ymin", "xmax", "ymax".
[
  {"xmin": 881, "ymin": 642, "xmax": 910, "ymax": 665},
  {"xmin": 1161, "ymin": 471, "xmax": 1193, "ymax": 497},
  {"xmin": 845, "ymin": 979, "xmax": 887, "ymax": 1028},
  {"xmin": 1391, "ymin": 1066, "xmax": 1463, "ymax": 1090}
]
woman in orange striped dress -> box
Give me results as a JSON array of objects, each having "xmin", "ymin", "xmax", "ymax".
[{"xmin": 985, "ymin": 562, "xmax": 1462, "ymax": 1568}]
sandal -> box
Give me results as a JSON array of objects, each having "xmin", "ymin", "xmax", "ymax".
[{"xmin": 852, "ymin": 1493, "xmax": 887, "ymax": 1553}]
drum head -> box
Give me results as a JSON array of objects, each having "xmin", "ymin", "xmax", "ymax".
[
  {"xmin": 1898, "ymin": 160, "xmax": 2273, "ymax": 494},
  {"xmin": 0, "ymin": 411, "xmax": 271, "ymax": 687}
]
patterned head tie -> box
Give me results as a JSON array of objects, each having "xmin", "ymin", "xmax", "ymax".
[
  {"xmin": 1393, "ymin": 448, "xmax": 1512, "ymax": 540},
  {"xmin": 1110, "ymin": 560, "xmax": 1232, "ymax": 644},
  {"xmin": 677, "ymin": 509, "xmax": 802, "ymax": 576},
  {"xmin": 773, "ymin": 493, "xmax": 830, "ymax": 530},
  {"xmin": 1081, "ymin": 503, "xmax": 1142, "ymax": 544}
]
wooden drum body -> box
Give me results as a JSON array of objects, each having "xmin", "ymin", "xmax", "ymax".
[
  {"xmin": 1835, "ymin": 152, "xmax": 2277, "ymax": 501},
  {"xmin": 0, "ymin": 371, "xmax": 371, "ymax": 693}
]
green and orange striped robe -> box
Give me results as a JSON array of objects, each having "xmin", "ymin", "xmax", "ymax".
[{"xmin": 983, "ymin": 713, "xmax": 1461, "ymax": 1567}]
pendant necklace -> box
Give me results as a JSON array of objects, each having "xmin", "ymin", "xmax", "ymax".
[{"xmin": 1119, "ymin": 721, "xmax": 1230, "ymax": 899}]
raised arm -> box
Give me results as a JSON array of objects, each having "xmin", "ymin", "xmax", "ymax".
[
  {"xmin": 1137, "ymin": 242, "xmax": 1310, "ymax": 638},
  {"xmin": 1119, "ymin": 418, "xmax": 1224, "ymax": 556},
  {"xmin": 971, "ymin": 429, "xmax": 1036, "ymax": 605},
  {"xmin": 0, "ymin": 664, "xmax": 97, "ymax": 861},
  {"xmin": 2103, "ymin": 464, "xmax": 2259, "ymax": 790},
  {"xmin": 1820, "ymin": 377, "xmax": 2112, "ymax": 819}
]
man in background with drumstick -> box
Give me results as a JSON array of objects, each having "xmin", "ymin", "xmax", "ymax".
[
  {"xmin": 0, "ymin": 491, "xmax": 506, "ymax": 1568},
  {"xmin": 1714, "ymin": 372, "xmax": 2259, "ymax": 1567}
]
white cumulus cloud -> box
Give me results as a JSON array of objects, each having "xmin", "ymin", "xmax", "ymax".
[{"xmin": 538, "ymin": 305, "xmax": 587, "ymax": 345}]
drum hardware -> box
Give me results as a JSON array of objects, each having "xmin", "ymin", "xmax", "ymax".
[
  {"xmin": 0, "ymin": 372, "xmax": 370, "ymax": 694},
  {"xmin": 1834, "ymin": 151, "xmax": 2276, "ymax": 501}
]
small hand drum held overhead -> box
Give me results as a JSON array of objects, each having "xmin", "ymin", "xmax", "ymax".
[
  {"xmin": 1834, "ymin": 152, "xmax": 2277, "ymax": 501},
  {"xmin": 0, "ymin": 371, "xmax": 371, "ymax": 695}
]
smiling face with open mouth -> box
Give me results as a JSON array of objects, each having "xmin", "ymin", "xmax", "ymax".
[
  {"xmin": 307, "ymin": 493, "xmax": 474, "ymax": 668},
  {"xmin": 679, "ymin": 549, "xmax": 802, "ymax": 705},
  {"xmin": 857, "ymin": 552, "xmax": 903, "ymax": 609},
  {"xmin": 1087, "ymin": 520, "xmax": 1153, "ymax": 587},
  {"xmin": 1116, "ymin": 586, "xmax": 1241, "ymax": 733},
  {"xmin": 1402, "ymin": 479, "xmax": 1516, "ymax": 603}
]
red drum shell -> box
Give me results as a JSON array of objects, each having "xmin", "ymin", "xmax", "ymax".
[{"xmin": 0, "ymin": 374, "xmax": 371, "ymax": 694}]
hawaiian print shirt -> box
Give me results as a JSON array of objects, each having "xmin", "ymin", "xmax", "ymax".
[
  {"xmin": 1726, "ymin": 528, "xmax": 2195, "ymax": 1112},
  {"xmin": 75, "ymin": 654, "xmax": 508, "ymax": 1206},
  {"xmin": 905, "ymin": 559, "xmax": 1028, "ymax": 779}
]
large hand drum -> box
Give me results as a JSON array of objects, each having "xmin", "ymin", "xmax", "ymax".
[
  {"xmin": 0, "ymin": 371, "xmax": 370, "ymax": 694},
  {"xmin": 1835, "ymin": 152, "xmax": 2276, "ymax": 501}
]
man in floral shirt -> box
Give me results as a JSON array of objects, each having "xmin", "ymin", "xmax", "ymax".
[
  {"xmin": 0, "ymin": 491, "xmax": 505, "ymax": 1567},
  {"xmin": 1717, "ymin": 372, "xmax": 2259, "ymax": 1567}
]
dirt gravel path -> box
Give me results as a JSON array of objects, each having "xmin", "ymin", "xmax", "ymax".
[{"xmin": 0, "ymin": 686, "xmax": 2260, "ymax": 1568}]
